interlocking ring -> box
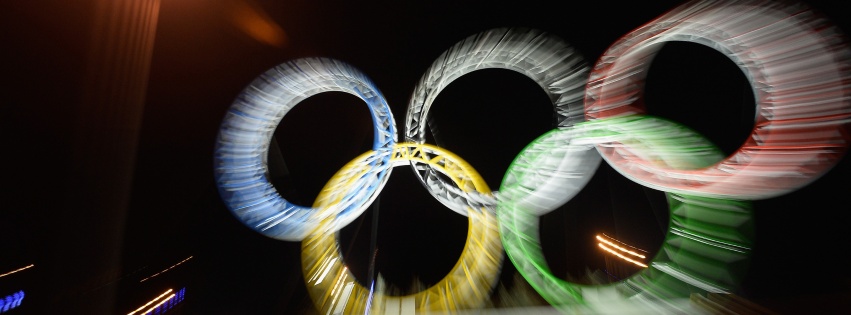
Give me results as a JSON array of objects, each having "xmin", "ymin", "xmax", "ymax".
[
  {"xmin": 213, "ymin": 0, "xmax": 851, "ymax": 313},
  {"xmin": 213, "ymin": 58, "xmax": 396, "ymax": 241},
  {"xmin": 496, "ymin": 0, "xmax": 850, "ymax": 312},
  {"xmin": 215, "ymin": 56, "xmax": 507, "ymax": 313},
  {"xmin": 584, "ymin": 0, "xmax": 851, "ymax": 200},
  {"xmin": 404, "ymin": 24, "xmax": 755, "ymax": 313},
  {"xmin": 499, "ymin": 115, "xmax": 755, "ymax": 314}
]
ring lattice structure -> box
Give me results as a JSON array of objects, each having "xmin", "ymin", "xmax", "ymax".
[
  {"xmin": 214, "ymin": 57, "xmax": 397, "ymax": 241},
  {"xmin": 302, "ymin": 143, "xmax": 503, "ymax": 314},
  {"xmin": 405, "ymin": 27, "xmax": 594, "ymax": 216}
]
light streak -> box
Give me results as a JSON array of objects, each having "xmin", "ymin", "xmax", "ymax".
[
  {"xmin": 653, "ymin": 264, "xmax": 728, "ymax": 293},
  {"xmin": 313, "ymin": 257, "xmax": 337, "ymax": 285},
  {"xmin": 596, "ymin": 235, "xmax": 646, "ymax": 259},
  {"xmin": 142, "ymin": 293, "xmax": 176, "ymax": 315},
  {"xmin": 0, "ymin": 264, "xmax": 34, "ymax": 278},
  {"xmin": 139, "ymin": 256, "xmax": 193, "ymax": 283},
  {"xmin": 598, "ymin": 243, "xmax": 648, "ymax": 268},
  {"xmin": 127, "ymin": 288, "xmax": 186, "ymax": 315},
  {"xmin": 127, "ymin": 289, "xmax": 172, "ymax": 315}
]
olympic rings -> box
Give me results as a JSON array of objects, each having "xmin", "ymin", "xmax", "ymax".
[
  {"xmin": 212, "ymin": 0, "xmax": 851, "ymax": 313},
  {"xmin": 302, "ymin": 143, "xmax": 503, "ymax": 314},
  {"xmin": 584, "ymin": 0, "xmax": 851, "ymax": 200},
  {"xmin": 214, "ymin": 57, "xmax": 397, "ymax": 241}
]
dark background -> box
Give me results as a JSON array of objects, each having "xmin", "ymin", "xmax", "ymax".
[{"xmin": 1, "ymin": 0, "xmax": 850, "ymax": 314}]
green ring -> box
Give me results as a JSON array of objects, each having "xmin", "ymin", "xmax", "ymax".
[{"xmin": 497, "ymin": 116, "xmax": 755, "ymax": 313}]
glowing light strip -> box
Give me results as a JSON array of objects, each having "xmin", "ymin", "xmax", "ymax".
[
  {"xmin": 142, "ymin": 293, "xmax": 176, "ymax": 315},
  {"xmin": 128, "ymin": 288, "xmax": 186, "ymax": 315},
  {"xmin": 652, "ymin": 263, "xmax": 728, "ymax": 294},
  {"xmin": 599, "ymin": 233, "xmax": 646, "ymax": 252},
  {"xmin": 596, "ymin": 235, "xmax": 646, "ymax": 259},
  {"xmin": 0, "ymin": 264, "xmax": 34, "ymax": 278},
  {"xmin": 127, "ymin": 289, "xmax": 172, "ymax": 315},
  {"xmin": 139, "ymin": 256, "xmax": 193, "ymax": 283},
  {"xmin": 598, "ymin": 243, "xmax": 648, "ymax": 268},
  {"xmin": 313, "ymin": 257, "xmax": 337, "ymax": 285},
  {"xmin": 670, "ymin": 229, "xmax": 748, "ymax": 253}
]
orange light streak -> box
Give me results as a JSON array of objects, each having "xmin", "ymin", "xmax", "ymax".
[
  {"xmin": 127, "ymin": 288, "xmax": 173, "ymax": 315},
  {"xmin": 0, "ymin": 264, "xmax": 34, "ymax": 278},
  {"xmin": 596, "ymin": 235, "xmax": 646, "ymax": 259},
  {"xmin": 142, "ymin": 293, "xmax": 176, "ymax": 315},
  {"xmin": 139, "ymin": 256, "xmax": 193, "ymax": 283},
  {"xmin": 598, "ymin": 243, "xmax": 648, "ymax": 268}
]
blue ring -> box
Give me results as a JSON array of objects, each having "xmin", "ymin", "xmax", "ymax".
[{"xmin": 214, "ymin": 57, "xmax": 397, "ymax": 241}]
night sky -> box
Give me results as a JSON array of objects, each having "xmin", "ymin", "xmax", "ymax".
[{"xmin": 2, "ymin": 0, "xmax": 850, "ymax": 314}]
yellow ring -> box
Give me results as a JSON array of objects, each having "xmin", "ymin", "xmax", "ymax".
[{"xmin": 302, "ymin": 143, "xmax": 503, "ymax": 314}]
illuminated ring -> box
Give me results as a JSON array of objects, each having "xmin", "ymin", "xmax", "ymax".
[
  {"xmin": 213, "ymin": 57, "xmax": 397, "ymax": 241},
  {"xmin": 302, "ymin": 143, "xmax": 503, "ymax": 314},
  {"xmin": 405, "ymin": 27, "xmax": 592, "ymax": 215},
  {"xmin": 498, "ymin": 115, "xmax": 754, "ymax": 313},
  {"xmin": 498, "ymin": 127, "xmax": 601, "ymax": 217},
  {"xmin": 584, "ymin": 0, "xmax": 851, "ymax": 200}
]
